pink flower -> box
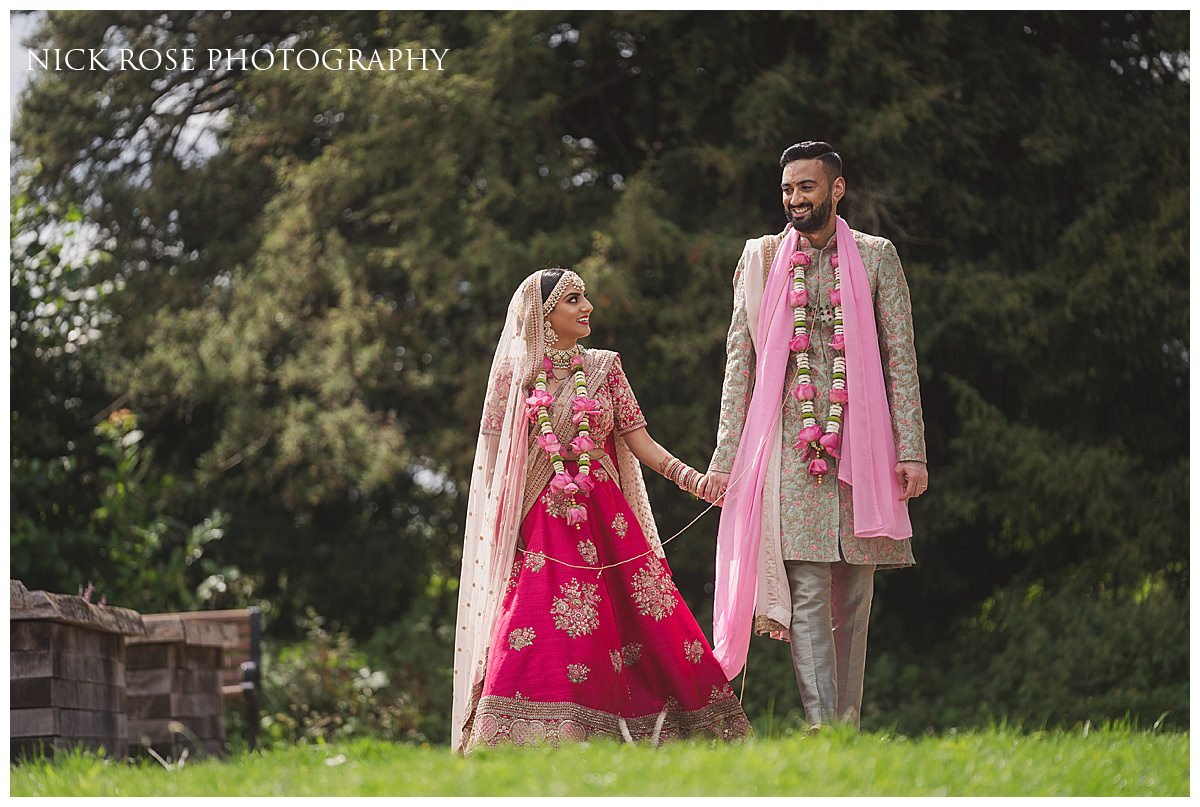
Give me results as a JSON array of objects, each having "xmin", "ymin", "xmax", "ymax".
[
  {"xmin": 543, "ymin": 357, "xmax": 555, "ymax": 372},
  {"xmin": 792, "ymin": 382, "xmax": 817, "ymax": 401},
  {"xmin": 570, "ymin": 434, "xmax": 595, "ymax": 453},
  {"xmin": 808, "ymin": 458, "xmax": 829, "ymax": 476},
  {"xmin": 819, "ymin": 432, "xmax": 840, "ymax": 451},
  {"xmin": 790, "ymin": 251, "xmax": 811, "ymax": 267},
  {"xmin": 799, "ymin": 425, "xmax": 821, "ymax": 444},
  {"xmin": 829, "ymin": 387, "xmax": 849, "ymax": 403},
  {"xmin": 527, "ymin": 389, "xmax": 554, "ymax": 410},
  {"xmin": 566, "ymin": 506, "xmax": 588, "ymax": 526},
  {"xmin": 575, "ymin": 472, "xmax": 596, "ymax": 494},
  {"xmin": 572, "ymin": 396, "xmax": 601, "ymax": 415},
  {"xmin": 570, "ymin": 354, "xmax": 585, "ymax": 369},
  {"xmin": 789, "ymin": 333, "xmax": 810, "ymax": 352},
  {"xmin": 829, "ymin": 333, "xmax": 846, "ymax": 351},
  {"xmin": 537, "ymin": 433, "xmax": 563, "ymax": 455},
  {"xmin": 571, "ymin": 396, "xmax": 602, "ymax": 425},
  {"xmin": 563, "ymin": 482, "xmax": 580, "ymax": 495},
  {"xmin": 830, "ymin": 253, "xmax": 840, "ymax": 269},
  {"xmin": 550, "ymin": 473, "xmax": 574, "ymax": 491},
  {"xmin": 789, "ymin": 288, "xmax": 809, "ymax": 307},
  {"xmin": 830, "ymin": 288, "xmax": 842, "ymax": 306}
]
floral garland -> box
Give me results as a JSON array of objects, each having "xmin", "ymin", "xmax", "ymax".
[
  {"xmin": 526, "ymin": 349, "xmax": 602, "ymax": 527},
  {"xmin": 788, "ymin": 248, "xmax": 848, "ymax": 483}
]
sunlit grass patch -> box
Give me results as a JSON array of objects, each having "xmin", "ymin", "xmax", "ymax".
[{"xmin": 11, "ymin": 725, "xmax": 1188, "ymax": 797}]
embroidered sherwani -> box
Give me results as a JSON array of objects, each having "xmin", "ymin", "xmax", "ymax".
[{"xmin": 710, "ymin": 229, "xmax": 926, "ymax": 580}]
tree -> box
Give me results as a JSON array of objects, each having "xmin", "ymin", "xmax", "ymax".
[{"xmin": 13, "ymin": 10, "xmax": 1188, "ymax": 732}]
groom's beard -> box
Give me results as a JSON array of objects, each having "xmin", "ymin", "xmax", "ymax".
[{"xmin": 788, "ymin": 195, "xmax": 832, "ymax": 233}]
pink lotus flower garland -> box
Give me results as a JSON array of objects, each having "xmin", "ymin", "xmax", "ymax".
[
  {"xmin": 789, "ymin": 247, "xmax": 847, "ymax": 483},
  {"xmin": 528, "ymin": 350, "xmax": 595, "ymax": 527}
]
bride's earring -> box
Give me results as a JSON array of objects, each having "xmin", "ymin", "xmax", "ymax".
[{"xmin": 544, "ymin": 319, "xmax": 559, "ymax": 344}]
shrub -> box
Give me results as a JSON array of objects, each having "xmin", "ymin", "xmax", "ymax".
[
  {"xmin": 866, "ymin": 570, "xmax": 1188, "ymax": 734},
  {"xmin": 259, "ymin": 611, "xmax": 423, "ymax": 746}
]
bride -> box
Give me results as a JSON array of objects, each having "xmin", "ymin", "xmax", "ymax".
[{"xmin": 452, "ymin": 268, "xmax": 751, "ymax": 752}]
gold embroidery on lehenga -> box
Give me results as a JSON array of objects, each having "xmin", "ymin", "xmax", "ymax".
[
  {"xmin": 559, "ymin": 720, "xmax": 587, "ymax": 743},
  {"xmin": 466, "ymin": 695, "xmax": 750, "ymax": 751},
  {"xmin": 513, "ymin": 691, "xmax": 528, "ymax": 701},
  {"xmin": 611, "ymin": 513, "xmax": 629, "ymax": 539},
  {"xmin": 541, "ymin": 489, "xmax": 571, "ymax": 520},
  {"xmin": 684, "ymin": 639, "xmax": 704, "ymax": 664},
  {"xmin": 610, "ymin": 641, "xmax": 643, "ymax": 673},
  {"xmin": 508, "ymin": 627, "xmax": 535, "ymax": 651},
  {"xmin": 524, "ymin": 552, "xmax": 546, "ymax": 573},
  {"xmin": 510, "ymin": 718, "xmax": 547, "ymax": 746},
  {"xmin": 593, "ymin": 466, "xmax": 610, "ymax": 482},
  {"xmin": 577, "ymin": 539, "xmax": 599, "ymax": 566},
  {"xmin": 709, "ymin": 683, "xmax": 735, "ymax": 704},
  {"xmin": 566, "ymin": 663, "xmax": 590, "ymax": 684},
  {"xmin": 551, "ymin": 578, "xmax": 601, "ymax": 637},
  {"xmin": 631, "ymin": 556, "xmax": 678, "ymax": 620},
  {"xmin": 506, "ymin": 557, "xmax": 521, "ymax": 593}
]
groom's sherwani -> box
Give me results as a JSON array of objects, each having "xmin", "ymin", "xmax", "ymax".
[{"xmin": 709, "ymin": 228, "xmax": 926, "ymax": 636}]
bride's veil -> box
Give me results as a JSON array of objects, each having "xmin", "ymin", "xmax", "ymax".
[{"xmin": 451, "ymin": 272, "xmax": 545, "ymax": 752}]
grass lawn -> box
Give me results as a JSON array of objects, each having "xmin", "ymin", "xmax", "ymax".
[{"xmin": 10, "ymin": 725, "xmax": 1188, "ymax": 797}]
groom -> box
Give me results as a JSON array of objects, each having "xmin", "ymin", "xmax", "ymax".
[{"xmin": 700, "ymin": 141, "xmax": 927, "ymax": 729}]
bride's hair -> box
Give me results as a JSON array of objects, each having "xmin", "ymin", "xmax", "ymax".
[{"xmin": 539, "ymin": 267, "xmax": 566, "ymax": 306}]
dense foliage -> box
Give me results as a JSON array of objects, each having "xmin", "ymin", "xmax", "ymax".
[{"xmin": 11, "ymin": 11, "xmax": 1188, "ymax": 740}]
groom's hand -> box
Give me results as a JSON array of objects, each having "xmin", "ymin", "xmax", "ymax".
[
  {"xmin": 699, "ymin": 471, "xmax": 731, "ymax": 505},
  {"xmin": 895, "ymin": 461, "xmax": 928, "ymax": 500}
]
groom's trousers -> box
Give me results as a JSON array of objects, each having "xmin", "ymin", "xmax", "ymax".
[{"xmin": 785, "ymin": 559, "xmax": 876, "ymax": 728}]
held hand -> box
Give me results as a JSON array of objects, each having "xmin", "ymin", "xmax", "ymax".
[
  {"xmin": 895, "ymin": 461, "xmax": 928, "ymax": 501},
  {"xmin": 699, "ymin": 471, "xmax": 731, "ymax": 505}
]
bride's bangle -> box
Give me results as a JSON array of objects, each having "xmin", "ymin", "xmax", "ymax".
[{"xmin": 662, "ymin": 457, "xmax": 701, "ymax": 496}]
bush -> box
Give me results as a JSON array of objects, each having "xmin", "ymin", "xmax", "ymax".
[
  {"xmin": 358, "ymin": 575, "xmax": 457, "ymax": 746},
  {"xmin": 259, "ymin": 611, "xmax": 423, "ymax": 746},
  {"xmin": 866, "ymin": 570, "xmax": 1189, "ymax": 734}
]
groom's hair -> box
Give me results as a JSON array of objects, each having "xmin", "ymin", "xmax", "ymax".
[{"xmin": 779, "ymin": 141, "xmax": 842, "ymax": 180}]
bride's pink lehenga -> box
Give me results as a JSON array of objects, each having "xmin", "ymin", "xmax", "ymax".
[{"xmin": 462, "ymin": 351, "xmax": 750, "ymax": 749}]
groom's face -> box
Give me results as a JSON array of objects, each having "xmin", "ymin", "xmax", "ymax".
[{"xmin": 781, "ymin": 159, "xmax": 843, "ymax": 233}]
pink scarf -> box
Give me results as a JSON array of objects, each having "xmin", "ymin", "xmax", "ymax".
[{"xmin": 712, "ymin": 216, "xmax": 911, "ymax": 680}]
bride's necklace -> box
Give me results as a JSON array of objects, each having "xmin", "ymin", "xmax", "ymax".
[{"xmin": 546, "ymin": 345, "xmax": 581, "ymax": 369}]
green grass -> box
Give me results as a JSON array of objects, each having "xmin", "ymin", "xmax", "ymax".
[{"xmin": 10, "ymin": 725, "xmax": 1188, "ymax": 797}]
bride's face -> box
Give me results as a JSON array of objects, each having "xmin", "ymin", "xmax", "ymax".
[{"xmin": 546, "ymin": 287, "xmax": 593, "ymax": 347}]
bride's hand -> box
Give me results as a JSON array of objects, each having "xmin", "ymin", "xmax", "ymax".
[{"xmin": 698, "ymin": 471, "xmax": 731, "ymax": 505}]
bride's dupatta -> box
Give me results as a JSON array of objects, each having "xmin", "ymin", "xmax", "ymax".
[{"xmin": 452, "ymin": 275, "xmax": 542, "ymax": 753}]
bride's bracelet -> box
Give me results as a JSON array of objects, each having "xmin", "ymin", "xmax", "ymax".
[{"xmin": 661, "ymin": 456, "xmax": 702, "ymax": 496}]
